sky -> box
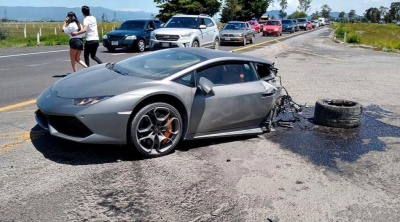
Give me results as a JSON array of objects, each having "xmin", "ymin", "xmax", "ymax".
[{"xmin": 0, "ymin": 0, "xmax": 395, "ymax": 15}]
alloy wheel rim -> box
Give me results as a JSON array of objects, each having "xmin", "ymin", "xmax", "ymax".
[
  {"xmin": 139, "ymin": 40, "xmax": 145, "ymax": 51},
  {"xmin": 136, "ymin": 107, "xmax": 180, "ymax": 155}
]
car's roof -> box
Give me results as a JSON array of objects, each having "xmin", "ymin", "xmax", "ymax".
[
  {"xmin": 124, "ymin": 18, "xmax": 160, "ymax": 22},
  {"xmin": 173, "ymin": 14, "xmax": 211, "ymax": 18},
  {"xmin": 227, "ymin": 21, "xmax": 246, "ymax": 23},
  {"xmin": 169, "ymin": 48, "xmax": 272, "ymax": 65}
]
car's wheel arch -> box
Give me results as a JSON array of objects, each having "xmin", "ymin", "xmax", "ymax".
[
  {"xmin": 126, "ymin": 94, "xmax": 189, "ymax": 144},
  {"xmin": 192, "ymin": 37, "xmax": 200, "ymax": 47}
]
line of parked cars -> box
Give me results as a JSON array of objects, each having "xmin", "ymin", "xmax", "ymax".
[{"xmin": 101, "ymin": 14, "xmax": 325, "ymax": 53}]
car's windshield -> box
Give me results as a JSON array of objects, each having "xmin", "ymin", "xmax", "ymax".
[
  {"xmin": 282, "ymin": 20, "xmax": 292, "ymax": 24},
  {"xmin": 297, "ymin": 19, "xmax": 306, "ymax": 22},
  {"xmin": 266, "ymin": 21, "xmax": 279, "ymax": 25},
  {"xmin": 108, "ymin": 50, "xmax": 206, "ymax": 80},
  {"xmin": 224, "ymin": 23, "xmax": 246, "ymax": 30},
  {"xmin": 119, "ymin": 21, "xmax": 146, "ymax": 30},
  {"xmin": 164, "ymin": 17, "xmax": 199, "ymax": 29}
]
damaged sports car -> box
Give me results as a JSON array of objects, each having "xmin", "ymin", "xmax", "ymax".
[{"xmin": 35, "ymin": 48, "xmax": 282, "ymax": 157}]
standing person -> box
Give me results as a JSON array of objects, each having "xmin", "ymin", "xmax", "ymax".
[
  {"xmin": 72, "ymin": 5, "xmax": 103, "ymax": 67},
  {"xmin": 62, "ymin": 12, "xmax": 87, "ymax": 72}
]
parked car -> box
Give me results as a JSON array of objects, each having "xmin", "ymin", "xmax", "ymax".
[
  {"xmin": 292, "ymin": 19, "xmax": 300, "ymax": 32},
  {"xmin": 220, "ymin": 21, "xmax": 255, "ymax": 46},
  {"xmin": 312, "ymin": 20, "xmax": 320, "ymax": 28},
  {"xmin": 296, "ymin": 18, "xmax": 308, "ymax": 30},
  {"xmin": 262, "ymin": 19, "xmax": 282, "ymax": 36},
  {"xmin": 35, "ymin": 48, "xmax": 282, "ymax": 158},
  {"xmin": 102, "ymin": 19, "xmax": 162, "ymax": 52},
  {"xmin": 247, "ymin": 20, "xmax": 261, "ymax": 33},
  {"xmin": 281, "ymin": 19, "xmax": 295, "ymax": 33},
  {"xmin": 150, "ymin": 14, "xmax": 220, "ymax": 50}
]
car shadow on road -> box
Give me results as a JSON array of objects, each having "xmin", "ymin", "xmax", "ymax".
[
  {"xmin": 30, "ymin": 125, "xmax": 257, "ymax": 165},
  {"xmin": 30, "ymin": 125, "xmax": 144, "ymax": 165},
  {"xmin": 263, "ymin": 104, "xmax": 400, "ymax": 169}
]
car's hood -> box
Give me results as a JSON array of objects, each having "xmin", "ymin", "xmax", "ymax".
[
  {"xmin": 282, "ymin": 24, "xmax": 292, "ymax": 27},
  {"xmin": 107, "ymin": 29, "xmax": 143, "ymax": 36},
  {"xmin": 154, "ymin": 28, "xmax": 197, "ymax": 35},
  {"xmin": 220, "ymin": 30, "xmax": 245, "ymax": 34},
  {"xmin": 52, "ymin": 65, "xmax": 155, "ymax": 98}
]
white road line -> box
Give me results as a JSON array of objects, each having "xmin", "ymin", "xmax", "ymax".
[
  {"xmin": 27, "ymin": 63, "xmax": 50, "ymax": 67},
  {"xmin": 0, "ymin": 49, "xmax": 69, "ymax": 58}
]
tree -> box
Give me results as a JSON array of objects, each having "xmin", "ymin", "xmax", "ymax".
[
  {"xmin": 220, "ymin": 0, "xmax": 273, "ymax": 22},
  {"xmin": 389, "ymin": 2, "xmax": 400, "ymax": 21},
  {"xmin": 348, "ymin": 9, "xmax": 356, "ymax": 22},
  {"xmin": 298, "ymin": 0, "xmax": 312, "ymax": 13},
  {"xmin": 288, "ymin": 10, "xmax": 308, "ymax": 19},
  {"xmin": 321, "ymin": 4, "xmax": 331, "ymax": 19},
  {"xmin": 311, "ymin": 11, "xmax": 319, "ymax": 19},
  {"xmin": 154, "ymin": 0, "xmax": 222, "ymax": 22},
  {"xmin": 364, "ymin": 7, "xmax": 380, "ymax": 23},
  {"xmin": 338, "ymin": 11, "xmax": 345, "ymax": 22},
  {"xmin": 278, "ymin": 0, "xmax": 288, "ymax": 19},
  {"xmin": 220, "ymin": 0, "xmax": 241, "ymax": 22}
]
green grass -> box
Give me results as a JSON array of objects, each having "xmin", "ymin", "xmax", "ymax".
[
  {"xmin": 333, "ymin": 23, "xmax": 400, "ymax": 50},
  {"xmin": 0, "ymin": 21, "xmax": 120, "ymax": 48}
]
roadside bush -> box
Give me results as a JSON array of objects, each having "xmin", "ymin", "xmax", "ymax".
[
  {"xmin": 0, "ymin": 27, "xmax": 9, "ymax": 40},
  {"xmin": 335, "ymin": 25, "xmax": 349, "ymax": 39},
  {"xmin": 347, "ymin": 33, "xmax": 361, "ymax": 43}
]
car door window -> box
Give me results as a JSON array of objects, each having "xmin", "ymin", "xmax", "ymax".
[
  {"xmin": 204, "ymin": 18, "xmax": 214, "ymax": 27},
  {"xmin": 196, "ymin": 62, "xmax": 258, "ymax": 86},
  {"xmin": 253, "ymin": 62, "xmax": 272, "ymax": 79}
]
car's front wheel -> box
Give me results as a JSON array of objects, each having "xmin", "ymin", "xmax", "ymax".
[
  {"xmin": 136, "ymin": 39, "xmax": 146, "ymax": 52},
  {"xmin": 213, "ymin": 38, "xmax": 219, "ymax": 50},
  {"xmin": 192, "ymin": 40, "xmax": 199, "ymax": 47},
  {"xmin": 130, "ymin": 102, "xmax": 183, "ymax": 157}
]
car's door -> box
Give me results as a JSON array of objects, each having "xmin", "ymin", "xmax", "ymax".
[
  {"xmin": 245, "ymin": 22, "xmax": 253, "ymax": 40},
  {"xmin": 190, "ymin": 61, "xmax": 272, "ymax": 134},
  {"xmin": 203, "ymin": 18, "xmax": 216, "ymax": 46}
]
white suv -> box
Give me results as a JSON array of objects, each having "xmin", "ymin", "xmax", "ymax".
[{"xmin": 150, "ymin": 14, "xmax": 220, "ymax": 50}]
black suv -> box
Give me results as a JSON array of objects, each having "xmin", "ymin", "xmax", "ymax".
[{"xmin": 102, "ymin": 19, "xmax": 162, "ymax": 52}]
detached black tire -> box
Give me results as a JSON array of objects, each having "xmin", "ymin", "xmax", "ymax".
[{"xmin": 313, "ymin": 99, "xmax": 362, "ymax": 128}]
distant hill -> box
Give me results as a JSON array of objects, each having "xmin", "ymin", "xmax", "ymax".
[{"xmin": 0, "ymin": 6, "xmax": 153, "ymax": 22}]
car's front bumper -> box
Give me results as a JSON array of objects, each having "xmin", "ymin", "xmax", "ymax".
[
  {"xmin": 35, "ymin": 87, "xmax": 142, "ymax": 144},
  {"xmin": 103, "ymin": 39, "xmax": 138, "ymax": 49},
  {"xmin": 220, "ymin": 36, "xmax": 244, "ymax": 43}
]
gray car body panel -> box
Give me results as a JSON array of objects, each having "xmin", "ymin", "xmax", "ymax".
[{"xmin": 36, "ymin": 48, "xmax": 281, "ymax": 144}]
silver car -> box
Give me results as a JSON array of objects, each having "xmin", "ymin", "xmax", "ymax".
[
  {"xmin": 35, "ymin": 48, "xmax": 281, "ymax": 157},
  {"xmin": 220, "ymin": 21, "xmax": 255, "ymax": 46}
]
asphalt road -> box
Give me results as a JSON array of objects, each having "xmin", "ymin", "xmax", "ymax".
[{"xmin": 1, "ymin": 27, "xmax": 400, "ymax": 221}]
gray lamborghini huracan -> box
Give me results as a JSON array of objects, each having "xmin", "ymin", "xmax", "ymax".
[{"xmin": 35, "ymin": 48, "xmax": 282, "ymax": 157}]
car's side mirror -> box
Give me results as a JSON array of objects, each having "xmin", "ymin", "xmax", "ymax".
[
  {"xmin": 199, "ymin": 25, "xmax": 207, "ymax": 29},
  {"xmin": 198, "ymin": 77, "xmax": 214, "ymax": 94}
]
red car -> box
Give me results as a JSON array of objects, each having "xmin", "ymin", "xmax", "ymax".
[
  {"xmin": 262, "ymin": 19, "xmax": 282, "ymax": 36},
  {"xmin": 247, "ymin": 20, "xmax": 261, "ymax": 33}
]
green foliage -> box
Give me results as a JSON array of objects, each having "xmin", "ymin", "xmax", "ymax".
[
  {"xmin": 347, "ymin": 33, "xmax": 361, "ymax": 43},
  {"xmin": 0, "ymin": 26, "xmax": 9, "ymax": 40},
  {"xmin": 220, "ymin": 0, "xmax": 273, "ymax": 22},
  {"xmin": 287, "ymin": 10, "xmax": 308, "ymax": 19},
  {"xmin": 334, "ymin": 24, "xmax": 349, "ymax": 38},
  {"xmin": 334, "ymin": 23, "xmax": 400, "ymax": 51},
  {"xmin": 154, "ymin": 0, "xmax": 221, "ymax": 22}
]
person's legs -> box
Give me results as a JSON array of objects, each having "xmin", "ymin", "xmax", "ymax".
[
  {"xmin": 88, "ymin": 40, "xmax": 103, "ymax": 64},
  {"xmin": 74, "ymin": 49, "xmax": 87, "ymax": 68},
  {"xmin": 83, "ymin": 41, "xmax": 90, "ymax": 66},
  {"xmin": 69, "ymin": 48, "xmax": 77, "ymax": 72}
]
